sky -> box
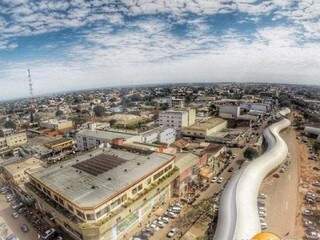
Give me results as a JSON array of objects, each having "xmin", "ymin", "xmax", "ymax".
[{"xmin": 0, "ymin": 0, "xmax": 319, "ymax": 100}]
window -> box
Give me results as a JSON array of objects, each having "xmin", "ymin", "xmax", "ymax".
[
  {"xmin": 86, "ymin": 214, "xmax": 95, "ymax": 220},
  {"xmin": 132, "ymin": 187, "xmax": 138, "ymax": 195},
  {"xmin": 153, "ymin": 169, "xmax": 164, "ymax": 181},
  {"xmin": 58, "ymin": 198, "xmax": 64, "ymax": 205},
  {"xmin": 67, "ymin": 204, "xmax": 74, "ymax": 212},
  {"xmin": 76, "ymin": 210, "xmax": 85, "ymax": 219},
  {"xmin": 147, "ymin": 178, "xmax": 151, "ymax": 185},
  {"xmin": 111, "ymin": 198, "xmax": 121, "ymax": 209},
  {"xmin": 121, "ymin": 194, "xmax": 127, "ymax": 202},
  {"xmin": 138, "ymin": 184, "xmax": 142, "ymax": 191}
]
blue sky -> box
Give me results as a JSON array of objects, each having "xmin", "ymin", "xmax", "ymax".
[{"xmin": 0, "ymin": 0, "xmax": 319, "ymax": 100}]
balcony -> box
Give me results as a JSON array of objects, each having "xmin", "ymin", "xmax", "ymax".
[{"xmin": 25, "ymin": 182, "xmax": 83, "ymax": 224}]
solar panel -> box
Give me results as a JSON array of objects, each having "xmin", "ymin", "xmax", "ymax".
[{"xmin": 72, "ymin": 154, "xmax": 127, "ymax": 176}]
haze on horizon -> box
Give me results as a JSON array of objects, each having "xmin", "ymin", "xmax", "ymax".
[{"xmin": 0, "ymin": 0, "xmax": 319, "ymax": 100}]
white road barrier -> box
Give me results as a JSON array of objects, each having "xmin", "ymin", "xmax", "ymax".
[{"xmin": 213, "ymin": 108, "xmax": 291, "ymax": 240}]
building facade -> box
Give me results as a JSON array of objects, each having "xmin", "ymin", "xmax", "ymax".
[
  {"xmin": 75, "ymin": 130, "xmax": 140, "ymax": 151},
  {"xmin": 41, "ymin": 119, "xmax": 74, "ymax": 131},
  {"xmin": 4, "ymin": 132, "xmax": 27, "ymax": 148},
  {"xmin": 159, "ymin": 109, "xmax": 195, "ymax": 132},
  {"xmin": 182, "ymin": 118, "xmax": 227, "ymax": 138},
  {"xmin": 25, "ymin": 149, "xmax": 178, "ymax": 240},
  {"xmin": 218, "ymin": 105, "xmax": 240, "ymax": 119}
]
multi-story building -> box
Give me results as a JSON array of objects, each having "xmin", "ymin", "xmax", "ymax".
[
  {"xmin": 25, "ymin": 148, "xmax": 178, "ymax": 240},
  {"xmin": 40, "ymin": 119, "xmax": 73, "ymax": 131},
  {"xmin": 218, "ymin": 105, "xmax": 240, "ymax": 119},
  {"xmin": 182, "ymin": 118, "xmax": 227, "ymax": 138},
  {"xmin": 140, "ymin": 127, "xmax": 176, "ymax": 145},
  {"xmin": 0, "ymin": 137, "xmax": 9, "ymax": 155},
  {"xmin": 76, "ymin": 130, "xmax": 141, "ymax": 151},
  {"xmin": 158, "ymin": 128, "xmax": 176, "ymax": 145},
  {"xmin": 159, "ymin": 108, "xmax": 195, "ymax": 132},
  {"xmin": 1, "ymin": 157, "xmax": 43, "ymax": 191},
  {"xmin": 5, "ymin": 132, "xmax": 27, "ymax": 148},
  {"xmin": 44, "ymin": 138, "xmax": 75, "ymax": 153}
]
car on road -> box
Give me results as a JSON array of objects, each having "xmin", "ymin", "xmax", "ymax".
[
  {"xmin": 305, "ymin": 229, "xmax": 320, "ymax": 240},
  {"xmin": 303, "ymin": 209, "xmax": 313, "ymax": 216},
  {"xmin": 11, "ymin": 202, "xmax": 23, "ymax": 210},
  {"xmin": 167, "ymin": 228, "xmax": 178, "ymax": 238},
  {"xmin": 217, "ymin": 177, "xmax": 223, "ymax": 184},
  {"xmin": 21, "ymin": 224, "xmax": 29, "ymax": 233},
  {"xmin": 11, "ymin": 212, "xmax": 19, "ymax": 218},
  {"xmin": 39, "ymin": 228, "xmax": 56, "ymax": 240},
  {"xmin": 261, "ymin": 222, "xmax": 268, "ymax": 230},
  {"xmin": 258, "ymin": 193, "xmax": 267, "ymax": 199},
  {"xmin": 211, "ymin": 177, "xmax": 218, "ymax": 183},
  {"xmin": 160, "ymin": 216, "xmax": 169, "ymax": 224},
  {"xmin": 149, "ymin": 223, "xmax": 160, "ymax": 231}
]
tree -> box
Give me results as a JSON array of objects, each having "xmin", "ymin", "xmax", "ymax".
[
  {"xmin": 93, "ymin": 105, "xmax": 105, "ymax": 117},
  {"xmin": 109, "ymin": 119, "xmax": 117, "ymax": 126},
  {"xmin": 4, "ymin": 120, "xmax": 16, "ymax": 129},
  {"xmin": 55, "ymin": 110, "xmax": 64, "ymax": 117},
  {"xmin": 208, "ymin": 104, "xmax": 218, "ymax": 116},
  {"xmin": 244, "ymin": 147, "xmax": 259, "ymax": 160},
  {"xmin": 313, "ymin": 141, "xmax": 320, "ymax": 153},
  {"xmin": 159, "ymin": 103, "xmax": 169, "ymax": 111}
]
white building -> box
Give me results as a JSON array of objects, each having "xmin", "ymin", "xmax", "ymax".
[
  {"xmin": 158, "ymin": 128, "xmax": 176, "ymax": 145},
  {"xmin": 140, "ymin": 127, "xmax": 176, "ymax": 145},
  {"xmin": 76, "ymin": 129, "xmax": 140, "ymax": 151},
  {"xmin": 218, "ymin": 105, "xmax": 240, "ymax": 119},
  {"xmin": 159, "ymin": 109, "xmax": 195, "ymax": 132}
]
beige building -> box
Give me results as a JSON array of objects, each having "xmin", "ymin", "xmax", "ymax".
[
  {"xmin": 41, "ymin": 119, "xmax": 73, "ymax": 130},
  {"xmin": 5, "ymin": 132, "xmax": 27, "ymax": 148},
  {"xmin": 2, "ymin": 157, "xmax": 43, "ymax": 189},
  {"xmin": 182, "ymin": 118, "xmax": 227, "ymax": 138},
  {"xmin": 25, "ymin": 148, "xmax": 178, "ymax": 240}
]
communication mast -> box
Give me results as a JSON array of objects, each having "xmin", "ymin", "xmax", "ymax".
[{"xmin": 27, "ymin": 69, "xmax": 35, "ymax": 122}]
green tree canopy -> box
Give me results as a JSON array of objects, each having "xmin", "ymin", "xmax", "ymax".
[
  {"xmin": 93, "ymin": 105, "xmax": 105, "ymax": 117},
  {"xmin": 244, "ymin": 147, "xmax": 259, "ymax": 160}
]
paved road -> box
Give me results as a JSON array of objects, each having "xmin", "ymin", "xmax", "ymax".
[
  {"xmin": 0, "ymin": 194, "xmax": 38, "ymax": 240},
  {"xmin": 261, "ymin": 128, "xmax": 301, "ymax": 239}
]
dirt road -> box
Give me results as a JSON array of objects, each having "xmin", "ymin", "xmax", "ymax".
[{"xmin": 261, "ymin": 127, "xmax": 304, "ymax": 239}]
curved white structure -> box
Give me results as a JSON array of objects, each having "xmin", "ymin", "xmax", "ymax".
[{"xmin": 213, "ymin": 109, "xmax": 291, "ymax": 240}]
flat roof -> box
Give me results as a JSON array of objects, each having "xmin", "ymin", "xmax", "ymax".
[
  {"xmin": 44, "ymin": 138, "xmax": 73, "ymax": 147},
  {"xmin": 29, "ymin": 148, "xmax": 174, "ymax": 208},
  {"xmin": 4, "ymin": 157, "xmax": 43, "ymax": 177},
  {"xmin": 183, "ymin": 118, "xmax": 226, "ymax": 131},
  {"xmin": 77, "ymin": 129, "xmax": 136, "ymax": 141}
]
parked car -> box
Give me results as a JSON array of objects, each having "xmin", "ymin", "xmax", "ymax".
[
  {"xmin": 11, "ymin": 212, "xmax": 19, "ymax": 218},
  {"xmin": 211, "ymin": 177, "xmax": 218, "ymax": 183},
  {"xmin": 39, "ymin": 228, "xmax": 56, "ymax": 240},
  {"xmin": 167, "ymin": 228, "xmax": 178, "ymax": 238},
  {"xmin": 20, "ymin": 224, "xmax": 29, "ymax": 233}
]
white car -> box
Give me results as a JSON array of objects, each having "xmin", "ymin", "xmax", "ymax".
[
  {"xmin": 211, "ymin": 177, "xmax": 218, "ymax": 183},
  {"xmin": 167, "ymin": 228, "xmax": 178, "ymax": 238},
  {"xmin": 217, "ymin": 177, "xmax": 223, "ymax": 184}
]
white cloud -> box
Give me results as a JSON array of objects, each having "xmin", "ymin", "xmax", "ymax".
[{"xmin": 0, "ymin": 0, "xmax": 320, "ymax": 100}]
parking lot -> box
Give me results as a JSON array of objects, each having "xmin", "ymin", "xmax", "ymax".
[
  {"xmin": 0, "ymin": 183, "xmax": 69, "ymax": 240},
  {"xmin": 0, "ymin": 193, "xmax": 38, "ymax": 240}
]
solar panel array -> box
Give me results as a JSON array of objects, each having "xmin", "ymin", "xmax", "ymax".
[{"xmin": 72, "ymin": 154, "xmax": 127, "ymax": 176}]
